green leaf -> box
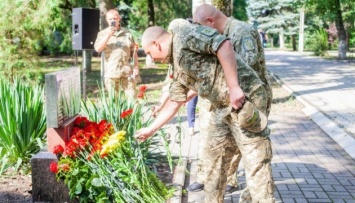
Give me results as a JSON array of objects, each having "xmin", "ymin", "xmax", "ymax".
[
  {"xmin": 75, "ymin": 183, "xmax": 82, "ymax": 194},
  {"xmin": 91, "ymin": 178, "xmax": 102, "ymax": 187},
  {"xmin": 72, "ymin": 168, "xmax": 79, "ymax": 175}
]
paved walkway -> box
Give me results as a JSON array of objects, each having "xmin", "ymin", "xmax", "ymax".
[{"xmin": 170, "ymin": 50, "xmax": 355, "ymax": 203}]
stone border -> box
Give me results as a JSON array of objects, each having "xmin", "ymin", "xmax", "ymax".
[{"xmin": 169, "ymin": 159, "xmax": 187, "ymax": 203}]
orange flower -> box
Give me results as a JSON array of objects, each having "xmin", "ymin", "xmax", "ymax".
[{"xmin": 58, "ymin": 163, "xmax": 70, "ymax": 172}]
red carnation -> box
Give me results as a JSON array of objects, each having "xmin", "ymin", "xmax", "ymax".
[
  {"xmin": 137, "ymin": 91, "xmax": 144, "ymax": 99},
  {"xmin": 74, "ymin": 116, "xmax": 89, "ymax": 128},
  {"xmin": 49, "ymin": 161, "xmax": 58, "ymax": 173},
  {"xmin": 53, "ymin": 145, "xmax": 64, "ymax": 155},
  {"xmin": 139, "ymin": 85, "xmax": 147, "ymax": 92},
  {"xmin": 120, "ymin": 109, "xmax": 133, "ymax": 118}
]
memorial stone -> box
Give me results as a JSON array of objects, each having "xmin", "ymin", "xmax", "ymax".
[{"xmin": 32, "ymin": 67, "xmax": 81, "ymax": 203}]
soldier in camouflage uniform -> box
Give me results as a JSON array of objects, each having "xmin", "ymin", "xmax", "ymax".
[
  {"xmin": 135, "ymin": 19, "xmax": 275, "ymax": 203},
  {"xmin": 94, "ymin": 9, "xmax": 140, "ymax": 100},
  {"xmin": 193, "ymin": 4, "xmax": 272, "ymax": 115},
  {"xmin": 191, "ymin": 4, "xmax": 274, "ymax": 201}
]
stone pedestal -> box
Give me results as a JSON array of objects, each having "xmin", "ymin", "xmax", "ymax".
[
  {"xmin": 32, "ymin": 116, "xmax": 79, "ymax": 202},
  {"xmin": 31, "ymin": 151, "xmax": 77, "ymax": 203}
]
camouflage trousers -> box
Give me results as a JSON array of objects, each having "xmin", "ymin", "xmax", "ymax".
[
  {"xmin": 197, "ymin": 98, "xmax": 241, "ymax": 187},
  {"xmin": 105, "ymin": 77, "xmax": 137, "ymax": 101},
  {"xmin": 202, "ymin": 106, "xmax": 275, "ymax": 203}
]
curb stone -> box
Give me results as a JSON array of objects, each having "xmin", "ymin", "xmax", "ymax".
[
  {"xmin": 270, "ymin": 72, "xmax": 355, "ymax": 160},
  {"xmin": 169, "ymin": 159, "xmax": 187, "ymax": 203}
]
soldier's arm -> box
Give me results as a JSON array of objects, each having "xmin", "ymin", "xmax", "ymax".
[
  {"xmin": 217, "ymin": 40, "xmax": 245, "ymax": 109},
  {"xmin": 94, "ymin": 27, "xmax": 115, "ymax": 52},
  {"xmin": 135, "ymin": 99, "xmax": 185, "ymax": 142}
]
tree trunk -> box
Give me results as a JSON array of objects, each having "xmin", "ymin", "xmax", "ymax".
[
  {"xmin": 279, "ymin": 30, "xmax": 285, "ymax": 49},
  {"xmin": 212, "ymin": 0, "xmax": 233, "ymax": 16},
  {"xmin": 292, "ymin": 35, "xmax": 296, "ymax": 51},
  {"xmin": 147, "ymin": 0, "xmax": 155, "ymax": 26},
  {"xmin": 270, "ymin": 35, "xmax": 274, "ymax": 48},
  {"xmin": 334, "ymin": 0, "xmax": 347, "ymax": 59},
  {"xmin": 98, "ymin": 0, "xmax": 115, "ymax": 29}
]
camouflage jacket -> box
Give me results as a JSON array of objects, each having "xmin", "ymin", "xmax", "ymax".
[
  {"xmin": 94, "ymin": 27, "xmax": 136, "ymax": 78},
  {"xmin": 224, "ymin": 17, "xmax": 272, "ymax": 115},
  {"xmin": 167, "ymin": 19, "xmax": 267, "ymax": 112}
]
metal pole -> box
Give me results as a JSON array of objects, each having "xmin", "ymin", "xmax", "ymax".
[
  {"xmin": 100, "ymin": 52, "xmax": 105, "ymax": 88},
  {"xmin": 75, "ymin": 50, "xmax": 78, "ymax": 66},
  {"xmin": 82, "ymin": 50, "xmax": 87, "ymax": 101},
  {"xmin": 299, "ymin": 8, "xmax": 305, "ymax": 53}
]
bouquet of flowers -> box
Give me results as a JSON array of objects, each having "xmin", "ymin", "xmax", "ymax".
[{"xmin": 49, "ymin": 115, "xmax": 173, "ymax": 203}]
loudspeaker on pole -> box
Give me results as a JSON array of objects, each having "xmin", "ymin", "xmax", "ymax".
[{"xmin": 72, "ymin": 8, "xmax": 100, "ymax": 50}]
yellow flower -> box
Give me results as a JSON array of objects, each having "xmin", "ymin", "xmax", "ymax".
[{"xmin": 100, "ymin": 131, "xmax": 126, "ymax": 156}]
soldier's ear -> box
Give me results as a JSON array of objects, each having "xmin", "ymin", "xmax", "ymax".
[
  {"xmin": 153, "ymin": 41, "xmax": 161, "ymax": 51},
  {"xmin": 206, "ymin": 17, "xmax": 214, "ymax": 24}
]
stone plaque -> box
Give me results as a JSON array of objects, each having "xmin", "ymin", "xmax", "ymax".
[{"xmin": 45, "ymin": 67, "xmax": 81, "ymax": 128}]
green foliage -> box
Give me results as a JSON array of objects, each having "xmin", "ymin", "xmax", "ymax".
[
  {"xmin": 55, "ymin": 89, "xmax": 174, "ymax": 202},
  {"xmin": 350, "ymin": 30, "xmax": 355, "ymax": 48},
  {"xmin": 0, "ymin": 77, "xmax": 46, "ymax": 175},
  {"xmin": 308, "ymin": 29, "xmax": 328, "ymax": 56},
  {"xmin": 247, "ymin": 0, "xmax": 302, "ymax": 35},
  {"xmin": 56, "ymin": 145, "xmax": 173, "ymax": 202},
  {"xmin": 56, "ymin": 157, "xmax": 109, "ymax": 202},
  {"xmin": 0, "ymin": 0, "xmax": 99, "ymax": 79},
  {"xmin": 0, "ymin": 0, "xmax": 59, "ymax": 76},
  {"xmin": 233, "ymin": 0, "xmax": 248, "ymax": 21},
  {"xmin": 304, "ymin": 0, "xmax": 352, "ymax": 58},
  {"xmin": 80, "ymin": 86, "xmax": 173, "ymax": 169},
  {"xmin": 126, "ymin": 0, "xmax": 191, "ymax": 35}
]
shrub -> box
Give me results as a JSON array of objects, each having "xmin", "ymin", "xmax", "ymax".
[
  {"xmin": 0, "ymin": 77, "xmax": 46, "ymax": 174},
  {"xmin": 309, "ymin": 29, "xmax": 328, "ymax": 56}
]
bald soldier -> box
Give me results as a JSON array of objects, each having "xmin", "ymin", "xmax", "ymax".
[
  {"xmin": 134, "ymin": 19, "xmax": 275, "ymax": 203},
  {"xmin": 191, "ymin": 4, "xmax": 274, "ymax": 201},
  {"xmin": 193, "ymin": 4, "xmax": 272, "ymax": 112}
]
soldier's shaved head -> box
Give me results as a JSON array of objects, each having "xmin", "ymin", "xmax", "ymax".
[
  {"xmin": 193, "ymin": 4, "xmax": 219, "ymax": 24},
  {"xmin": 142, "ymin": 26, "xmax": 167, "ymax": 48},
  {"xmin": 142, "ymin": 26, "xmax": 172, "ymax": 63},
  {"xmin": 193, "ymin": 4, "xmax": 228, "ymax": 34}
]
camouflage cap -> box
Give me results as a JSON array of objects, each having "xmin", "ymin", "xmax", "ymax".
[{"xmin": 235, "ymin": 101, "xmax": 267, "ymax": 133}]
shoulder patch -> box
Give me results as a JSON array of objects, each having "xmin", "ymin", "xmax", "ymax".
[
  {"xmin": 196, "ymin": 26, "xmax": 217, "ymax": 37},
  {"xmin": 241, "ymin": 36, "xmax": 255, "ymax": 51}
]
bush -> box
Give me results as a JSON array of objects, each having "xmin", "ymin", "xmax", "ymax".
[
  {"xmin": 80, "ymin": 85, "xmax": 173, "ymax": 168},
  {"xmin": 0, "ymin": 77, "xmax": 46, "ymax": 174},
  {"xmin": 308, "ymin": 29, "xmax": 328, "ymax": 56}
]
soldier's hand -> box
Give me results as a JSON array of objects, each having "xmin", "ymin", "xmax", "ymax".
[
  {"xmin": 106, "ymin": 26, "xmax": 116, "ymax": 36},
  {"xmin": 229, "ymin": 86, "xmax": 245, "ymax": 110},
  {"xmin": 134, "ymin": 128, "xmax": 154, "ymax": 142}
]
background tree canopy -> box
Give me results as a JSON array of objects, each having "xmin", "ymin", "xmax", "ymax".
[{"xmin": 0, "ymin": 0, "xmax": 354, "ymax": 77}]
